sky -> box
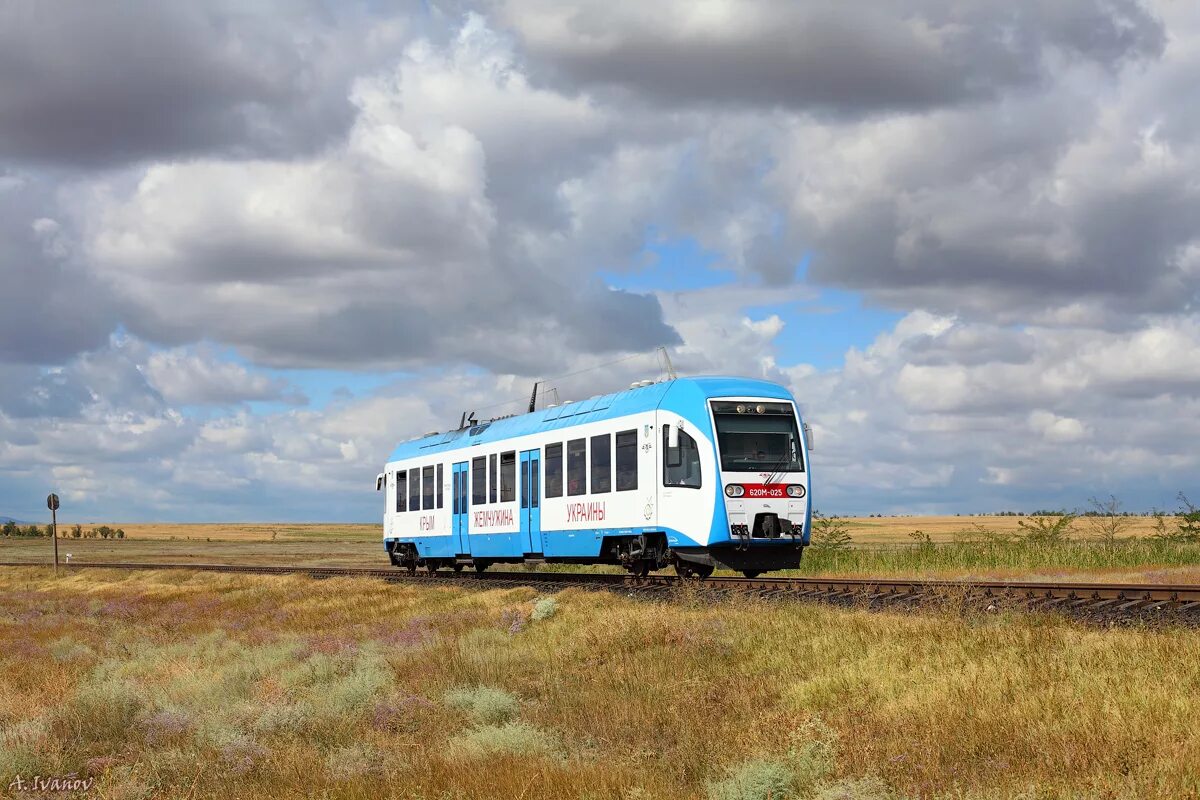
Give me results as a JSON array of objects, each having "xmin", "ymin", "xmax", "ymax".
[{"xmin": 2, "ymin": 0, "xmax": 1199, "ymax": 522}]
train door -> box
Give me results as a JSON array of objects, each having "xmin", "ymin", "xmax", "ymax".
[
  {"xmin": 519, "ymin": 449, "xmax": 541, "ymax": 554},
  {"xmin": 452, "ymin": 461, "xmax": 470, "ymax": 555}
]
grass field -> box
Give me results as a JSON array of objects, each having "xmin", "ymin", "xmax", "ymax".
[
  {"xmin": 24, "ymin": 515, "xmax": 1169, "ymax": 545},
  {"xmin": 1, "ymin": 567, "xmax": 1198, "ymax": 799},
  {"xmin": 5, "ymin": 514, "xmax": 1200, "ymax": 584}
]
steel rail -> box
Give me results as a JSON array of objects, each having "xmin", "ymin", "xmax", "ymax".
[{"xmin": 3, "ymin": 561, "xmax": 1200, "ymax": 621}]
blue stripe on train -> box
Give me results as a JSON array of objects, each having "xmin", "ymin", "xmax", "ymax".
[{"xmin": 385, "ymin": 526, "xmax": 709, "ymax": 560}]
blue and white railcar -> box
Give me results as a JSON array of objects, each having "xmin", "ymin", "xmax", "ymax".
[{"xmin": 376, "ymin": 376, "xmax": 811, "ymax": 577}]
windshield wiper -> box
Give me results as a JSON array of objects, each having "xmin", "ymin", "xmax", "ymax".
[{"xmin": 761, "ymin": 446, "xmax": 794, "ymax": 487}]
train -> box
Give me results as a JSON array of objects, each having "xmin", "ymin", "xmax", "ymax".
[{"xmin": 377, "ymin": 376, "xmax": 811, "ymax": 578}]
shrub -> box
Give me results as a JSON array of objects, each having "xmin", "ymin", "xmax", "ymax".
[
  {"xmin": 707, "ymin": 759, "xmax": 796, "ymax": 800},
  {"xmin": 48, "ymin": 636, "xmax": 94, "ymax": 663},
  {"xmin": 51, "ymin": 680, "xmax": 144, "ymax": 751},
  {"xmin": 141, "ymin": 709, "xmax": 194, "ymax": 747},
  {"xmin": 1084, "ymin": 495, "xmax": 1134, "ymax": 546},
  {"xmin": 531, "ymin": 597, "xmax": 558, "ymax": 621},
  {"xmin": 218, "ymin": 736, "xmax": 270, "ymax": 776},
  {"xmin": 451, "ymin": 721, "xmax": 557, "ymax": 759},
  {"xmin": 443, "ymin": 686, "xmax": 521, "ymax": 725},
  {"xmin": 324, "ymin": 742, "xmax": 385, "ymax": 781},
  {"xmin": 811, "ymin": 776, "xmax": 902, "ymax": 800},
  {"xmin": 1178, "ymin": 493, "xmax": 1200, "ymax": 541},
  {"xmin": 810, "ymin": 512, "xmax": 852, "ymax": 553},
  {"xmin": 1, "ymin": 520, "xmax": 17, "ymax": 537},
  {"xmin": 1016, "ymin": 512, "xmax": 1076, "ymax": 544}
]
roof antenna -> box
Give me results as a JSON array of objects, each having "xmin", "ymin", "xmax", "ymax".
[
  {"xmin": 528, "ymin": 381, "xmax": 540, "ymax": 413},
  {"xmin": 458, "ymin": 411, "xmax": 467, "ymax": 430},
  {"xmin": 658, "ymin": 345, "xmax": 677, "ymax": 380}
]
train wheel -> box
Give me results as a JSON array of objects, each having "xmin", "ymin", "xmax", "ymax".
[
  {"xmin": 627, "ymin": 560, "xmax": 651, "ymax": 577},
  {"xmin": 453, "ymin": 563, "xmax": 464, "ymax": 573},
  {"xmin": 742, "ymin": 570, "xmax": 762, "ymax": 579},
  {"xmin": 425, "ymin": 561, "xmax": 440, "ymax": 574},
  {"xmin": 473, "ymin": 561, "xmax": 490, "ymax": 573},
  {"xmin": 673, "ymin": 559, "xmax": 713, "ymax": 580}
]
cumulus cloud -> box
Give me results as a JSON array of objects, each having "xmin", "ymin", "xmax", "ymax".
[
  {"xmin": 501, "ymin": 0, "xmax": 1164, "ymax": 112},
  {"xmin": 143, "ymin": 348, "xmax": 303, "ymax": 406},
  {"xmin": 80, "ymin": 16, "xmax": 677, "ymax": 372},
  {"xmin": 0, "ymin": 1, "xmax": 410, "ymax": 166}
]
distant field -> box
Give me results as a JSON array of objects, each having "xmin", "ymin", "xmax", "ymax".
[
  {"xmin": 840, "ymin": 514, "xmax": 1164, "ymax": 544},
  {"xmin": 63, "ymin": 522, "xmax": 381, "ymax": 542},
  {"xmin": 39, "ymin": 515, "xmax": 1165, "ymax": 545},
  {"xmin": 2, "ymin": 567, "xmax": 1198, "ymax": 799},
  {"xmin": 5, "ymin": 523, "xmax": 1200, "ymax": 585}
]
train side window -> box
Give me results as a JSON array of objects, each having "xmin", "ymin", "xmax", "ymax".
[
  {"xmin": 489, "ymin": 453, "xmax": 498, "ymax": 504},
  {"xmin": 422, "ymin": 465, "xmax": 435, "ymax": 510},
  {"xmin": 436, "ymin": 463, "xmax": 443, "ymax": 509},
  {"xmin": 396, "ymin": 471, "xmax": 406, "ymax": 512},
  {"xmin": 590, "ymin": 433, "xmax": 611, "ymax": 493},
  {"xmin": 663, "ymin": 426, "xmax": 702, "ymax": 489},
  {"xmin": 615, "ymin": 429, "xmax": 638, "ymax": 491},
  {"xmin": 567, "ymin": 438, "xmax": 586, "ymax": 496},
  {"xmin": 409, "ymin": 468, "xmax": 421, "ymax": 509},
  {"xmin": 472, "ymin": 457, "xmax": 486, "ymax": 505},
  {"xmin": 545, "ymin": 443, "xmax": 563, "ymax": 497},
  {"xmin": 500, "ymin": 451, "xmax": 516, "ymax": 502}
]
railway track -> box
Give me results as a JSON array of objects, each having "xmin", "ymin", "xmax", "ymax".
[{"xmin": 4, "ymin": 560, "xmax": 1200, "ymax": 624}]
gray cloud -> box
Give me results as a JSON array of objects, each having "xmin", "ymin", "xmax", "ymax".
[
  {"xmin": 0, "ymin": 172, "xmax": 116, "ymax": 363},
  {"xmin": 500, "ymin": 0, "xmax": 1164, "ymax": 113},
  {"xmin": 0, "ymin": 1, "xmax": 412, "ymax": 167}
]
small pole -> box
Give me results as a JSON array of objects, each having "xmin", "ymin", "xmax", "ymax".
[{"xmin": 47, "ymin": 493, "xmax": 60, "ymax": 577}]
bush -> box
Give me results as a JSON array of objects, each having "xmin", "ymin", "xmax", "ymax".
[
  {"xmin": 531, "ymin": 597, "xmax": 558, "ymax": 621},
  {"xmin": 324, "ymin": 742, "xmax": 385, "ymax": 781},
  {"xmin": 707, "ymin": 759, "xmax": 797, "ymax": 800},
  {"xmin": 811, "ymin": 776, "xmax": 902, "ymax": 800},
  {"xmin": 443, "ymin": 686, "xmax": 521, "ymax": 725},
  {"xmin": 810, "ymin": 512, "xmax": 852, "ymax": 553},
  {"xmin": 451, "ymin": 721, "xmax": 557, "ymax": 759},
  {"xmin": 1084, "ymin": 495, "xmax": 1134, "ymax": 546},
  {"xmin": 1017, "ymin": 512, "xmax": 1076, "ymax": 544}
]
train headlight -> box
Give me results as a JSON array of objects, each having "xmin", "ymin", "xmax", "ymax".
[
  {"xmin": 755, "ymin": 404, "xmax": 766, "ymax": 414},
  {"xmin": 725, "ymin": 484, "xmax": 745, "ymax": 498},
  {"xmin": 786, "ymin": 484, "xmax": 806, "ymax": 498},
  {"xmin": 736, "ymin": 404, "xmax": 746, "ymax": 413}
]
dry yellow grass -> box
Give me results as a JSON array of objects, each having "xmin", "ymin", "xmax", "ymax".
[
  {"xmin": 68, "ymin": 522, "xmax": 381, "ymax": 541},
  {"xmin": 841, "ymin": 514, "xmax": 1163, "ymax": 544},
  {"xmin": 53, "ymin": 515, "xmax": 1163, "ymax": 545},
  {"xmin": 1, "ymin": 567, "xmax": 1198, "ymax": 799}
]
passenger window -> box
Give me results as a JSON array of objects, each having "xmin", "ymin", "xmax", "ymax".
[
  {"xmin": 472, "ymin": 457, "xmax": 486, "ymax": 505},
  {"xmin": 489, "ymin": 453, "xmax": 497, "ymax": 504},
  {"xmin": 409, "ymin": 468, "xmax": 421, "ymax": 510},
  {"xmin": 545, "ymin": 443, "xmax": 563, "ymax": 497},
  {"xmin": 663, "ymin": 426, "xmax": 702, "ymax": 488},
  {"xmin": 422, "ymin": 466, "xmax": 434, "ymax": 510},
  {"xmin": 567, "ymin": 438, "xmax": 586, "ymax": 496},
  {"xmin": 615, "ymin": 429, "xmax": 638, "ymax": 491},
  {"xmin": 590, "ymin": 434, "xmax": 611, "ymax": 493},
  {"xmin": 436, "ymin": 464, "xmax": 444, "ymax": 509},
  {"xmin": 500, "ymin": 451, "xmax": 516, "ymax": 502},
  {"xmin": 396, "ymin": 471, "xmax": 406, "ymax": 513}
]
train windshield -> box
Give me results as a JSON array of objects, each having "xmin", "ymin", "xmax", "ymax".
[{"xmin": 710, "ymin": 401, "xmax": 805, "ymax": 474}]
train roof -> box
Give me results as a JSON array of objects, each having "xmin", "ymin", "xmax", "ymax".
[{"xmin": 386, "ymin": 375, "xmax": 795, "ymax": 463}]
